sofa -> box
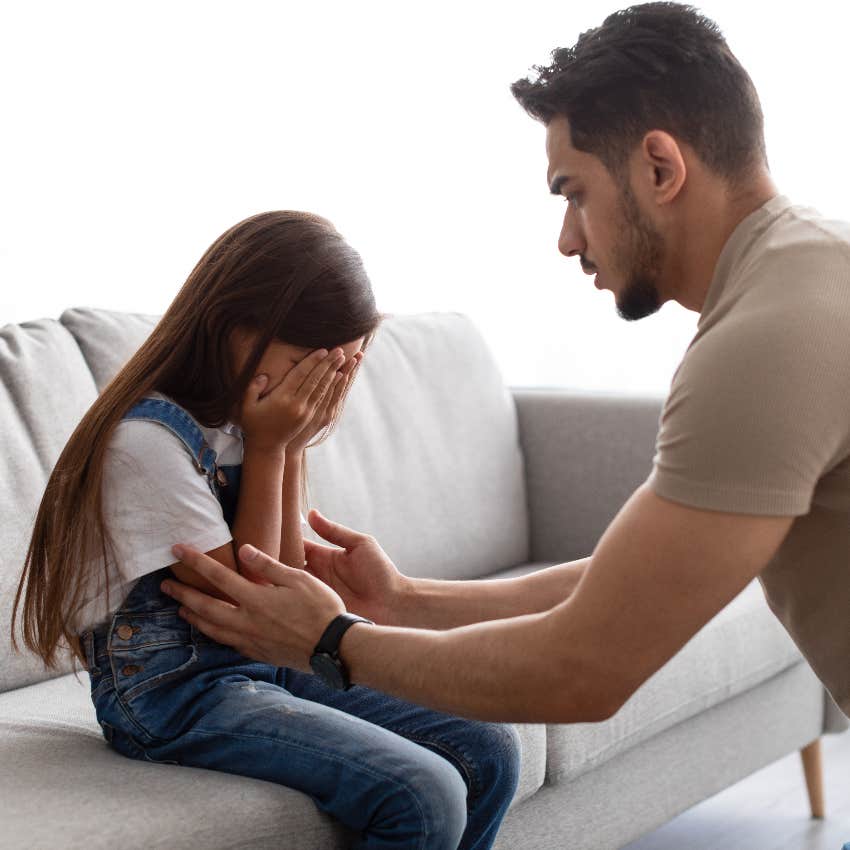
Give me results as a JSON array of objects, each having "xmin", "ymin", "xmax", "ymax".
[{"xmin": 1, "ymin": 306, "xmax": 846, "ymax": 850}]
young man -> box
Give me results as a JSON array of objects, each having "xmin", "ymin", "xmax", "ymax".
[{"xmin": 164, "ymin": 3, "xmax": 850, "ymax": 730}]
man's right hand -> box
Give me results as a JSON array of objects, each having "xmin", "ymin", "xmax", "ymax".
[{"xmin": 302, "ymin": 510, "xmax": 410, "ymax": 626}]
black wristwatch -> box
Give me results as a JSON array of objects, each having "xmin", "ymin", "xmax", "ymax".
[{"xmin": 309, "ymin": 613, "xmax": 374, "ymax": 690}]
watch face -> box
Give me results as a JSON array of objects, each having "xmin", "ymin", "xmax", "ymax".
[{"xmin": 310, "ymin": 652, "xmax": 346, "ymax": 690}]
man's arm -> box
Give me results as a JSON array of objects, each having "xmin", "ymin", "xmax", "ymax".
[
  {"xmin": 164, "ymin": 483, "xmax": 794, "ymax": 723},
  {"xmin": 299, "ymin": 509, "xmax": 589, "ymax": 629},
  {"xmin": 391, "ymin": 558, "xmax": 590, "ymax": 629},
  {"xmin": 339, "ymin": 484, "xmax": 794, "ymax": 721}
]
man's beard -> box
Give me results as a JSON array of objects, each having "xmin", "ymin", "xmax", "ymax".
[{"xmin": 611, "ymin": 187, "xmax": 665, "ymax": 322}]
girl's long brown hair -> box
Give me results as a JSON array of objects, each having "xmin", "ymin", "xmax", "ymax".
[{"xmin": 12, "ymin": 211, "xmax": 382, "ymax": 669}]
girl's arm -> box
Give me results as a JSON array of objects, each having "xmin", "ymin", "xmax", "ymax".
[
  {"xmin": 232, "ymin": 445, "xmax": 287, "ymax": 573},
  {"xmin": 169, "ymin": 446, "xmax": 285, "ymax": 599},
  {"xmin": 279, "ymin": 350, "xmax": 363, "ymax": 569},
  {"xmin": 169, "ymin": 349, "xmax": 344, "ymax": 595},
  {"xmin": 279, "ymin": 447, "xmax": 305, "ymax": 569}
]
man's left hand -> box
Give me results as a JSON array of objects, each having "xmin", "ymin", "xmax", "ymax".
[{"xmin": 161, "ymin": 543, "xmax": 346, "ymax": 669}]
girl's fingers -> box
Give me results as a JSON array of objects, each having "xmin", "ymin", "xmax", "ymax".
[
  {"xmin": 280, "ymin": 348, "xmax": 331, "ymax": 396},
  {"xmin": 327, "ymin": 374, "xmax": 350, "ymax": 423},
  {"xmin": 305, "ymin": 359, "xmax": 343, "ymax": 410},
  {"xmin": 251, "ymin": 374, "xmax": 269, "ymax": 401},
  {"xmin": 340, "ymin": 355, "xmax": 359, "ymax": 376},
  {"xmin": 298, "ymin": 349, "xmax": 344, "ymax": 403},
  {"xmin": 324, "ymin": 372, "xmax": 347, "ymax": 419}
]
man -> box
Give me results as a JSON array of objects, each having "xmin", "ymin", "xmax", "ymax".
[{"xmin": 162, "ymin": 2, "xmax": 850, "ymax": 727}]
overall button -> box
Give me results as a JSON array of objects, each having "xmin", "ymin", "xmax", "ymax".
[
  {"xmin": 216, "ymin": 468, "xmax": 228, "ymax": 486},
  {"xmin": 116, "ymin": 625, "xmax": 133, "ymax": 641},
  {"xmin": 121, "ymin": 664, "xmax": 142, "ymax": 676}
]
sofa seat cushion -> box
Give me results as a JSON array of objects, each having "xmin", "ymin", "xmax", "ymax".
[
  {"xmin": 0, "ymin": 672, "xmax": 545, "ymax": 849},
  {"xmin": 483, "ymin": 565, "xmax": 806, "ymax": 785}
]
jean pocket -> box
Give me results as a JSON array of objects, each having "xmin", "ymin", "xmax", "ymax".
[{"xmin": 110, "ymin": 641, "xmax": 199, "ymax": 703}]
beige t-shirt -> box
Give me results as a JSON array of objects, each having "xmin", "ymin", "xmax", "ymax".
[{"xmin": 647, "ymin": 194, "xmax": 850, "ymax": 717}]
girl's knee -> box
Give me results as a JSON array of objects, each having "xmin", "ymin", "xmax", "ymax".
[
  {"xmin": 474, "ymin": 723, "xmax": 523, "ymax": 795},
  {"xmin": 409, "ymin": 756, "xmax": 468, "ymax": 850}
]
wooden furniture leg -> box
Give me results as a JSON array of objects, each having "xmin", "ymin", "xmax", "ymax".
[{"xmin": 800, "ymin": 738, "xmax": 825, "ymax": 818}]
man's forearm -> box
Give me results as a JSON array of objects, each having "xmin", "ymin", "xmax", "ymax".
[
  {"xmin": 279, "ymin": 448, "xmax": 305, "ymax": 569},
  {"xmin": 339, "ymin": 602, "xmax": 609, "ymax": 723},
  {"xmin": 390, "ymin": 557, "xmax": 590, "ymax": 629}
]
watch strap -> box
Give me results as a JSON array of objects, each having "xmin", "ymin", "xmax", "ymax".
[{"xmin": 314, "ymin": 613, "xmax": 373, "ymax": 657}]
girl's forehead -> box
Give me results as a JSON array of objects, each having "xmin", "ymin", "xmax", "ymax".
[{"xmin": 271, "ymin": 337, "xmax": 364, "ymax": 357}]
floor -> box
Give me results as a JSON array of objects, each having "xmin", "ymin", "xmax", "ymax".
[{"xmin": 623, "ymin": 730, "xmax": 850, "ymax": 850}]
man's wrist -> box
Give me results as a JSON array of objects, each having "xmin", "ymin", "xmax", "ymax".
[
  {"xmin": 336, "ymin": 618, "xmax": 377, "ymax": 684},
  {"xmin": 388, "ymin": 575, "xmax": 420, "ymax": 627}
]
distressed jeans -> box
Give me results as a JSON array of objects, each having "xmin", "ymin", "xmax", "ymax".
[{"xmin": 80, "ymin": 569, "xmax": 521, "ymax": 850}]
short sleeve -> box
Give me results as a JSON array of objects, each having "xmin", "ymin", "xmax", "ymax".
[
  {"xmin": 102, "ymin": 420, "xmax": 234, "ymax": 582},
  {"xmin": 649, "ymin": 304, "xmax": 850, "ymax": 516}
]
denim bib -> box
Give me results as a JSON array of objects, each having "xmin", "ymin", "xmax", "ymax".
[{"xmin": 79, "ymin": 395, "xmax": 270, "ymax": 748}]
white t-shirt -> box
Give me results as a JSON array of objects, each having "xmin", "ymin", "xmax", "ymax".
[{"xmin": 72, "ymin": 391, "xmax": 301, "ymax": 632}]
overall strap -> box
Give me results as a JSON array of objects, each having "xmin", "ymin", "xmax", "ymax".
[{"xmin": 121, "ymin": 396, "xmax": 219, "ymax": 487}]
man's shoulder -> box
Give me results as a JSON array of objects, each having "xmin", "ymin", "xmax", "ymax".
[{"xmin": 746, "ymin": 202, "xmax": 850, "ymax": 285}]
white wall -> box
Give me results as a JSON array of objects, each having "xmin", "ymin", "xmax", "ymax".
[{"xmin": 1, "ymin": 1, "xmax": 846, "ymax": 393}]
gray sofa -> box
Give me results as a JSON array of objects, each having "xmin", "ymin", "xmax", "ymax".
[{"xmin": 1, "ymin": 307, "xmax": 846, "ymax": 850}]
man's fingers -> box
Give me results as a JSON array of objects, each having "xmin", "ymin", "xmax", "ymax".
[
  {"xmin": 169, "ymin": 545, "xmax": 256, "ymax": 604},
  {"xmin": 303, "ymin": 538, "xmax": 337, "ymax": 558},
  {"xmin": 175, "ymin": 606, "xmax": 248, "ymax": 652},
  {"xmin": 239, "ymin": 544, "xmax": 302, "ymax": 585},
  {"xmin": 307, "ymin": 509, "xmax": 366, "ymax": 550},
  {"xmin": 160, "ymin": 571, "xmax": 243, "ymax": 629},
  {"xmin": 302, "ymin": 538, "xmax": 335, "ymax": 580}
]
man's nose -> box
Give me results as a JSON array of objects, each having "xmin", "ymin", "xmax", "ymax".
[{"xmin": 557, "ymin": 207, "xmax": 585, "ymax": 258}]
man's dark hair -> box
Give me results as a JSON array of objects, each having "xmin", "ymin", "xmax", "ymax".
[{"xmin": 511, "ymin": 2, "xmax": 767, "ymax": 182}]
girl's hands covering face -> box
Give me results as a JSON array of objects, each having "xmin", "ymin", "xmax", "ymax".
[
  {"xmin": 286, "ymin": 350, "xmax": 364, "ymax": 452},
  {"xmin": 239, "ymin": 347, "xmax": 346, "ymax": 453}
]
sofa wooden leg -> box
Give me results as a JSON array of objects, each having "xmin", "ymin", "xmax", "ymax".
[{"xmin": 800, "ymin": 738, "xmax": 824, "ymax": 818}]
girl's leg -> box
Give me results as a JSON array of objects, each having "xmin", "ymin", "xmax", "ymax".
[
  {"xmin": 116, "ymin": 678, "xmax": 467, "ymax": 850},
  {"xmin": 282, "ymin": 669, "xmax": 522, "ymax": 850}
]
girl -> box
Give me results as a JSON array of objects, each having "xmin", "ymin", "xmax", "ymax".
[{"xmin": 12, "ymin": 211, "xmax": 520, "ymax": 850}]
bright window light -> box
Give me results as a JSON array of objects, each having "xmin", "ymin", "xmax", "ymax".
[{"xmin": 1, "ymin": 1, "xmax": 845, "ymax": 394}]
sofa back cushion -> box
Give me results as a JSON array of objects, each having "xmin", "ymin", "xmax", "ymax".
[
  {"xmin": 305, "ymin": 312, "xmax": 529, "ymax": 579},
  {"xmin": 0, "ymin": 320, "xmax": 99, "ymax": 692},
  {"xmin": 60, "ymin": 307, "xmax": 530, "ymax": 581}
]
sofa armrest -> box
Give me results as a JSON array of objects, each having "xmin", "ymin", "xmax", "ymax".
[{"xmin": 511, "ymin": 388, "xmax": 664, "ymax": 563}]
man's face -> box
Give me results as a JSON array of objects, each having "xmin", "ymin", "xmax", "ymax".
[{"xmin": 545, "ymin": 115, "xmax": 665, "ymax": 321}]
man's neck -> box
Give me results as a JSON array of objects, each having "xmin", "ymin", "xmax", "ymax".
[{"xmin": 672, "ymin": 174, "xmax": 779, "ymax": 314}]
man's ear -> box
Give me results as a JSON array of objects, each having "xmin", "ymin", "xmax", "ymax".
[{"xmin": 640, "ymin": 130, "xmax": 686, "ymax": 204}]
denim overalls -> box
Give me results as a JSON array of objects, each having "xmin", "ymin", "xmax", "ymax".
[{"xmin": 79, "ymin": 395, "xmax": 520, "ymax": 850}]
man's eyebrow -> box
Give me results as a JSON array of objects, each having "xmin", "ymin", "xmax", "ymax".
[{"xmin": 549, "ymin": 175, "xmax": 572, "ymax": 195}]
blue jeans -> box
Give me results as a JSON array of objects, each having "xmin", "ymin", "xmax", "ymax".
[{"xmin": 80, "ymin": 568, "xmax": 520, "ymax": 849}]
